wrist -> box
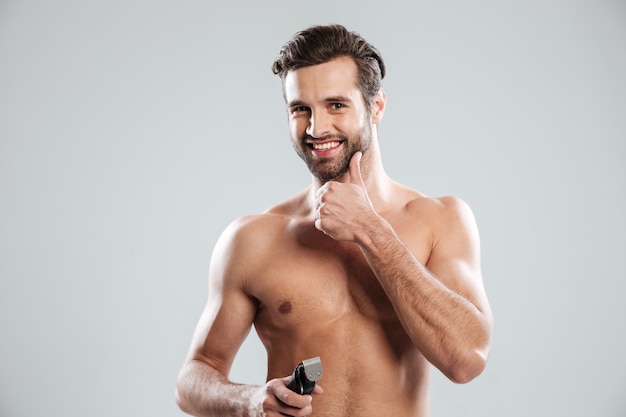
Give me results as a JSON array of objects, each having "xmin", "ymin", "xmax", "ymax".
[{"xmin": 355, "ymin": 212, "xmax": 394, "ymax": 250}]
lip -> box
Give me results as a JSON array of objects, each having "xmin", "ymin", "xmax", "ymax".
[{"xmin": 307, "ymin": 140, "xmax": 344, "ymax": 158}]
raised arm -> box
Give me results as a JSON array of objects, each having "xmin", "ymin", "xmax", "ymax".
[
  {"xmin": 359, "ymin": 196, "xmax": 492, "ymax": 383},
  {"xmin": 315, "ymin": 153, "xmax": 493, "ymax": 383},
  {"xmin": 175, "ymin": 217, "xmax": 319, "ymax": 417}
]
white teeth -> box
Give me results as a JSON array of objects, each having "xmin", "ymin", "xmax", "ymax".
[{"xmin": 312, "ymin": 141, "xmax": 340, "ymax": 150}]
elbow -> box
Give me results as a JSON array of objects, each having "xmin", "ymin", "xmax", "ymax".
[
  {"xmin": 175, "ymin": 387, "xmax": 187, "ymax": 413},
  {"xmin": 445, "ymin": 346, "xmax": 490, "ymax": 384},
  {"xmin": 175, "ymin": 384, "xmax": 198, "ymax": 416},
  {"xmin": 175, "ymin": 368, "xmax": 193, "ymax": 414},
  {"xmin": 446, "ymin": 311, "xmax": 493, "ymax": 384},
  {"xmin": 174, "ymin": 388, "xmax": 185, "ymax": 412}
]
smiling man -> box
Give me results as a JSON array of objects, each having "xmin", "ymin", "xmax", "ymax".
[{"xmin": 175, "ymin": 24, "xmax": 493, "ymax": 417}]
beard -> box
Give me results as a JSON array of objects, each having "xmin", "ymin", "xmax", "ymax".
[{"xmin": 293, "ymin": 123, "xmax": 372, "ymax": 182}]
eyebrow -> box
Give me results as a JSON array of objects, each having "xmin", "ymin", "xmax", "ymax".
[
  {"xmin": 324, "ymin": 95, "xmax": 352, "ymax": 103},
  {"xmin": 287, "ymin": 95, "xmax": 354, "ymax": 108},
  {"xmin": 287, "ymin": 99, "xmax": 308, "ymax": 109}
]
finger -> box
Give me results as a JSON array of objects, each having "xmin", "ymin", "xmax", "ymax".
[
  {"xmin": 315, "ymin": 183, "xmax": 329, "ymax": 199},
  {"xmin": 349, "ymin": 151, "xmax": 363, "ymax": 185},
  {"xmin": 274, "ymin": 382, "xmax": 314, "ymax": 410},
  {"xmin": 315, "ymin": 189, "xmax": 325, "ymax": 209},
  {"xmin": 315, "ymin": 217, "xmax": 325, "ymax": 234}
]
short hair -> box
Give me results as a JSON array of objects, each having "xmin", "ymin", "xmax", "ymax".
[{"xmin": 271, "ymin": 24, "xmax": 386, "ymax": 110}]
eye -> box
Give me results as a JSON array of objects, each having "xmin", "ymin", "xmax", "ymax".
[
  {"xmin": 291, "ymin": 106, "xmax": 310, "ymax": 114},
  {"xmin": 331, "ymin": 103, "xmax": 344, "ymax": 110}
]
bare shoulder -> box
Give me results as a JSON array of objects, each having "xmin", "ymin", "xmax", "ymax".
[
  {"xmin": 396, "ymin": 189, "xmax": 480, "ymax": 260},
  {"xmin": 219, "ymin": 187, "xmax": 309, "ymax": 246},
  {"xmin": 403, "ymin": 191, "xmax": 477, "ymax": 231},
  {"xmin": 209, "ymin": 212, "xmax": 290, "ymax": 290},
  {"xmin": 210, "ymin": 189, "xmax": 309, "ymax": 288},
  {"xmin": 216, "ymin": 211, "xmax": 291, "ymax": 261},
  {"xmin": 403, "ymin": 191, "xmax": 471, "ymax": 216}
]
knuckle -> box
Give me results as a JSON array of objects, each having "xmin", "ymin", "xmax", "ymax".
[
  {"xmin": 280, "ymin": 390, "xmax": 291, "ymax": 403},
  {"xmin": 260, "ymin": 397, "xmax": 273, "ymax": 413}
]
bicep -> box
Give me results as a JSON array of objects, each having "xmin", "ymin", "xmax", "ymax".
[
  {"xmin": 187, "ymin": 285, "xmax": 257, "ymax": 377},
  {"xmin": 186, "ymin": 223, "xmax": 259, "ymax": 377}
]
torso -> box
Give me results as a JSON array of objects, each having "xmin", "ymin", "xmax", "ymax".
[{"xmin": 241, "ymin": 185, "xmax": 436, "ymax": 417}]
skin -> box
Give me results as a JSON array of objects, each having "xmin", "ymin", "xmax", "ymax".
[{"xmin": 176, "ymin": 56, "xmax": 493, "ymax": 417}]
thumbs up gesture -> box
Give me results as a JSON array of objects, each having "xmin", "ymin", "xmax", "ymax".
[{"xmin": 314, "ymin": 152, "xmax": 377, "ymax": 243}]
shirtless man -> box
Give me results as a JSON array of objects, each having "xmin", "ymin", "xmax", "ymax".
[{"xmin": 175, "ymin": 24, "xmax": 493, "ymax": 417}]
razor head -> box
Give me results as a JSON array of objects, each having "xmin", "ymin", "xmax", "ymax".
[
  {"xmin": 286, "ymin": 356, "xmax": 323, "ymax": 394},
  {"xmin": 301, "ymin": 357, "xmax": 323, "ymax": 382}
]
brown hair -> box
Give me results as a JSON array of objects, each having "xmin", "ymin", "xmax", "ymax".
[{"xmin": 271, "ymin": 24, "xmax": 386, "ymax": 110}]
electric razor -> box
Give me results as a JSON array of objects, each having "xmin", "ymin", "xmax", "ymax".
[{"xmin": 286, "ymin": 356, "xmax": 323, "ymax": 395}]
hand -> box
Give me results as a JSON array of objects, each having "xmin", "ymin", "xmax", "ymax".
[
  {"xmin": 251, "ymin": 376, "xmax": 323, "ymax": 417},
  {"xmin": 315, "ymin": 152, "xmax": 377, "ymax": 242}
]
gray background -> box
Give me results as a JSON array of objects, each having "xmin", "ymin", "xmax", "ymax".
[{"xmin": 1, "ymin": 1, "xmax": 624, "ymax": 416}]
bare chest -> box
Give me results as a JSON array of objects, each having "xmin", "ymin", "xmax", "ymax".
[{"xmin": 250, "ymin": 237, "xmax": 388, "ymax": 327}]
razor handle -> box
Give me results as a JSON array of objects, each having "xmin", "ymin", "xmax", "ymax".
[{"xmin": 286, "ymin": 356, "xmax": 323, "ymax": 395}]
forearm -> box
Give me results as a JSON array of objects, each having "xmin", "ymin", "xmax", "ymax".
[
  {"xmin": 357, "ymin": 217, "xmax": 491, "ymax": 383},
  {"xmin": 176, "ymin": 359, "xmax": 261, "ymax": 417}
]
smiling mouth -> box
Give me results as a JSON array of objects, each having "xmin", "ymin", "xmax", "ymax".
[{"xmin": 309, "ymin": 141, "xmax": 342, "ymax": 151}]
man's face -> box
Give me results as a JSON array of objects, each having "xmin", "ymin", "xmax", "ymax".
[{"xmin": 284, "ymin": 57, "xmax": 373, "ymax": 182}]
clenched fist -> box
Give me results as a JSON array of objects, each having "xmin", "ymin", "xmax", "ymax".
[{"xmin": 314, "ymin": 152, "xmax": 379, "ymax": 243}]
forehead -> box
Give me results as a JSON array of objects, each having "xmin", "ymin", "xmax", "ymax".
[{"xmin": 283, "ymin": 56, "xmax": 361, "ymax": 103}]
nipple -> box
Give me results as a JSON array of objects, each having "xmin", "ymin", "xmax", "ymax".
[{"xmin": 279, "ymin": 301, "xmax": 292, "ymax": 314}]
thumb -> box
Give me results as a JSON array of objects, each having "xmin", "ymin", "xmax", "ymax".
[{"xmin": 349, "ymin": 151, "xmax": 364, "ymax": 185}]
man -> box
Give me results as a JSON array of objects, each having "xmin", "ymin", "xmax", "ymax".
[{"xmin": 176, "ymin": 24, "xmax": 492, "ymax": 417}]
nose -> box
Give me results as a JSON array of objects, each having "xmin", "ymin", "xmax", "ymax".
[{"xmin": 305, "ymin": 110, "xmax": 331, "ymax": 139}]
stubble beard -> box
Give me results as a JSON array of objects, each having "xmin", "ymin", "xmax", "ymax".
[{"xmin": 293, "ymin": 124, "xmax": 372, "ymax": 183}]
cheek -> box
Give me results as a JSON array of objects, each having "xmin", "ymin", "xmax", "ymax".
[
  {"xmin": 288, "ymin": 123, "xmax": 298, "ymax": 140},
  {"xmin": 289, "ymin": 118, "xmax": 307, "ymax": 138},
  {"xmin": 339, "ymin": 115, "xmax": 365, "ymax": 135}
]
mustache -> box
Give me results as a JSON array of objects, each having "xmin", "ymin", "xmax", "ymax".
[{"xmin": 301, "ymin": 133, "xmax": 347, "ymax": 142}]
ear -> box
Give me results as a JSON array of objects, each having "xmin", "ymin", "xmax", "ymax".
[{"xmin": 370, "ymin": 88, "xmax": 387, "ymax": 125}]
